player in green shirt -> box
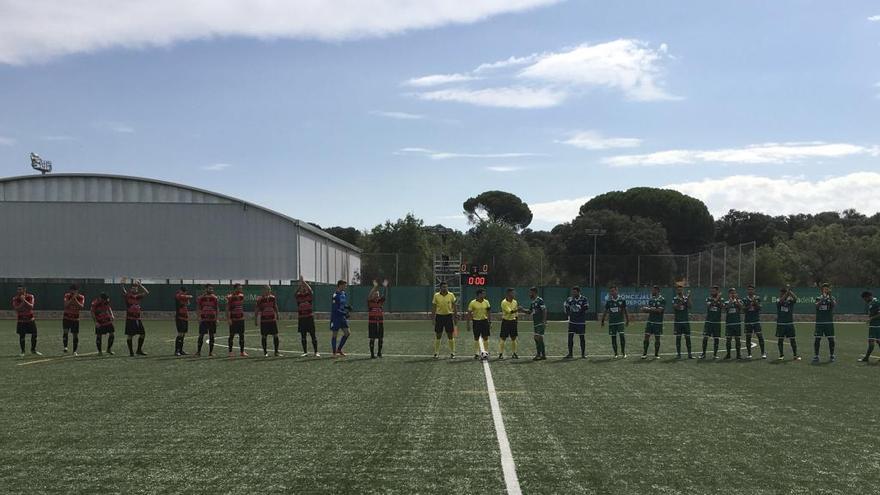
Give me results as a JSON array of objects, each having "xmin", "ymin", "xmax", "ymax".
[
  {"xmin": 600, "ymin": 285, "xmax": 629, "ymax": 358},
  {"xmin": 641, "ymin": 285, "xmax": 665, "ymax": 359},
  {"xmin": 813, "ymin": 283, "xmax": 837, "ymax": 363},
  {"xmin": 858, "ymin": 291, "xmax": 880, "ymax": 362},
  {"xmin": 724, "ymin": 288, "xmax": 743, "ymax": 360},
  {"xmin": 672, "ymin": 283, "xmax": 693, "ymax": 359},
  {"xmin": 743, "ymin": 285, "xmax": 766, "ymax": 359},
  {"xmin": 521, "ymin": 287, "xmax": 548, "ymax": 361},
  {"xmin": 775, "ymin": 286, "xmax": 801, "ymax": 361},
  {"xmin": 702, "ymin": 286, "xmax": 724, "ymax": 359}
]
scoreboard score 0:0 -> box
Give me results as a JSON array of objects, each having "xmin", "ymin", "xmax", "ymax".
[{"xmin": 460, "ymin": 264, "xmax": 489, "ymax": 287}]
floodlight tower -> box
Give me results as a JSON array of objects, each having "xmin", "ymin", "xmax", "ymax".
[{"xmin": 30, "ymin": 153, "xmax": 53, "ymax": 174}]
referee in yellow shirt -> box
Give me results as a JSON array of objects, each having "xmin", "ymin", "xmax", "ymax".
[
  {"xmin": 467, "ymin": 289, "xmax": 491, "ymax": 359},
  {"xmin": 431, "ymin": 281, "xmax": 457, "ymax": 359},
  {"xmin": 499, "ymin": 288, "xmax": 519, "ymax": 359}
]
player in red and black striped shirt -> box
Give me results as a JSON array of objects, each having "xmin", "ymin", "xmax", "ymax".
[
  {"xmin": 296, "ymin": 276, "xmax": 319, "ymax": 357},
  {"xmin": 91, "ymin": 293, "xmax": 116, "ymax": 356},
  {"xmin": 13, "ymin": 285, "xmax": 40, "ymax": 356},
  {"xmin": 226, "ymin": 283, "xmax": 248, "ymax": 357},
  {"xmin": 255, "ymin": 285, "xmax": 280, "ymax": 357},
  {"xmin": 173, "ymin": 287, "xmax": 192, "ymax": 356},
  {"xmin": 368, "ymin": 280, "xmax": 388, "ymax": 359},
  {"xmin": 62, "ymin": 284, "xmax": 85, "ymax": 355},
  {"xmin": 121, "ymin": 278, "xmax": 150, "ymax": 356},
  {"xmin": 196, "ymin": 284, "xmax": 220, "ymax": 356}
]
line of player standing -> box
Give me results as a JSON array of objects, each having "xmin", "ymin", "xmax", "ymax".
[{"xmin": 429, "ymin": 282, "xmax": 880, "ymax": 363}]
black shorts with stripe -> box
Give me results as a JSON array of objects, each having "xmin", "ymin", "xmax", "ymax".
[
  {"xmin": 368, "ymin": 322, "xmax": 384, "ymax": 339},
  {"xmin": 125, "ymin": 319, "xmax": 145, "ymax": 336}
]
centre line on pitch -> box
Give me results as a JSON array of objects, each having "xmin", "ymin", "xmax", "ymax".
[{"xmin": 482, "ymin": 358, "xmax": 522, "ymax": 495}]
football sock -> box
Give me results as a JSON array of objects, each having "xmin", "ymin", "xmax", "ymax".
[
  {"xmin": 301, "ymin": 334, "xmax": 308, "ymax": 353},
  {"xmin": 448, "ymin": 338, "xmax": 455, "ymax": 354},
  {"xmin": 611, "ymin": 335, "xmax": 619, "ymax": 355},
  {"xmin": 273, "ymin": 336, "xmax": 279, "ymax": 353},
  {"xmin": 511, "ymin": 339, "xmax": 518, "ymax": 354},
  {"xmin": 654, "ymin": 337, "xmax": 661, "ymax": 357},
  {"xmin": 378, "ymin": 338, "xmax": 383, "ymax": 354},
  {"xmin": 96, "ymin": 335, "xmax": 102, "ymax": 352},
  {"xmin": 474, "ymin": 340, "xmax": 480, "ymax": 353},
  {"xmin": 643, "ymin": 337, "xmax": 650, "ymax": 355},
  {"xmin": 745, "ymin": 333, "xmax": 752, "ymax": 354},
  {"xmin": 685, "ymin": 335, "xmax": 692, "ymax": 355},
  {"xmin": 675, "ymin": 335, "xmax": 681, "ymax": 355},
  {"xmin": 127, "ymin": 338, "xmax": 134, "ymax": 355},
  {"xmin": 828, "ymin": 337, "xmax": 835, "ymax": 356},
  {"xmin": 790, "ymin": 338, "xmax": 798, "ymax": 356},
  {"xmin": 238, "ymin": 334, "xmax": 245, "ymax": 353},
  {"xmin": 228, "ymin": 335, "xmax": 234, "ymax": 352},
  {"xmin": 369, "ymin": 339, "xmax": 375, "ymax": 356},
  {"xmin": 866, "ymin": 341, "xmax": 875, "ymax": 358},
  {"xmin": 814, "ymin": 337, "xmax": 821, "ymax": 357},
  {"xmin": 174, "ymin": 336, "xmax": 182, "ymax": 353},
  {"xmin": 777, "ymin": 338, "xmax": 784, "ymax": 356},
  {"xmin": 137, "ymin": 335, "xmax": 144, "ymax": 353},
  {"xmin": 757, "ymin": 333, "xmax": 765, "ymax": 354},
  {"xmin": 726, "ymin": 337, "xmax": 732, "ymax": 355},
  {"xmin": 107, "ymin": 334, "xmax": 114, "ymax": 352},
  {"xmin": 702, "ymin": 336, "xmax": 708, "ymax": 355},
  {"xmin": 332, "ymin": 335, "xmax": 338, "ymax": 353},
  {"xmin": 63, "ymin": 331, "xmax": 69, "ymax": 348},
  {"xmin": 712, "ymin": 337, "xmax": 719, "ymax": 356},
  {"xmin": 499, "ymin": 340, "xmax": 506, "ymax": 355},
  {"xmin": 73, "ymin": 335, "xmax": 79, "ymax": 353},
  {"xmin": 567, "ymin": 333, "xmax": 574, "ymax": 355},
  {"xmin": 735, "ymin": 337, "xmax": 741, "ymax": 358},
  {"xmin": 30, "ymin": 335, "xmax": 37, "ymax": 353},
  {"xmin": 261, "ymin": 336, "xmax": 268, "ymax": 354},
  {"xmin": 19, "ymin": 336, "xmax": 25, "ymax": 353},
  {"xmin": 197, "ymin": 335, "xmax": 204, "ymax": 353},
  {"xmin": 206, "ymin": 334, "xmax": 213, "ymax": 354},
  {"xmin": 619, "ymin": 334, "xmax": 626, "ymax": 355},
  {"xmin": 338, "ymin": 334, "xmax": 349, "ymax": 351},
  {"xmin": 433, "ymin": 337, "xmax": 441, "ymax": 355},
  {"xmin": 311, "ymin": 335, "xmax": 318, "ymax": 353},
  {"xmin": 579, "ymin": 335, "xmax": 585, "ymax": 356}
]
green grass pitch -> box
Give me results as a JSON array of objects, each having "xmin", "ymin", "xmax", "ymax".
[{"xmin": 2, "ymin": 319, "xmax": 879, "ymax": 494}]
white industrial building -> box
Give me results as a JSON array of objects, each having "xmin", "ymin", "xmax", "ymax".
[{"xmin": 0, "ymin": 174, "xmax": 361, "ymax": 283}]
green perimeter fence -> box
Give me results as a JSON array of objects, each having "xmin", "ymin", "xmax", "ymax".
[{"xmin": 2, "ymin": 283, "xmax": 878, "ymax": 318}]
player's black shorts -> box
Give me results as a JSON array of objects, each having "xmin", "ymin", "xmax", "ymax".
[
  {"xmin": 229, "ymin": 320, "xmax": 245, "ymax": 335},
  {"xmin": 175, "ymin": 319, "xmax": 188, "ymax": 333},
  {"xmin": 434, "ymin": 314, "xmax": 454, "ymax": 334},
  {"xmin": 500, "ymin": 319, "xmax": 518, "ymax": 339},
  {"xmin": 95, "ymin": 324, "xmax": 115, "ymax": 335},
  {"xmin": 199, "ymin": 321, "xmax": 217, "ymax": 335},
  {"xmin": 568, "ymin": 322, "xmax": 586, "ymax": 335},
  {"xmin": 62, "ymin": 319, "xmax": 80, "ymax": 334},
  {"xmin": 745, "ymin": 322, "xmax": 762, "ymax": 334},
  {"xmin": 368, "ymin": 322, "xmax": 384, "ymax": 339},
  {"xmin": 125, "ymin": 319, "xmax": 145, "ymax": 336},
  {"xmin": 260, "ymin": 321, "xmax": 279, "ymax": 336},
  {"xmin": 298, "ymin": 317, "xmax": 316, "ymax": 335},
  {"xmin": 16, "ymin": 321, "xmax": 37, "ymax": 335},
  {"xmin": 472, "ymin": 319, "xmax": 490, "ymax": 339}
]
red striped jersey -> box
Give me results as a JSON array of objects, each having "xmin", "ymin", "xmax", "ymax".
[
  {"xmin": 12, "ymin": 294, "xmax": 35, "ymax": 322},
  {"xmin": 256, "ymin": 295, "xmax": 277, "ymax": 322},
  {"xmin": 227, "ymin": 292, "xmax": 245, "ymax": 322},
  {"xmin": 63, "ymin": 292, "xmax": 85, "ymax": 321},
  {"xmin": 125, "ymin": 292, "xmax": 143, "ymax": 320},
  {"xmin": 91, "ymin": 298, "xmax": 113, "ymax": 328},
  {"xmin": 198, "ymin": 294, "xmax": 219, "ymax": 322},
  {"xmin": 295, "ymin": 291, "xmax": 313, "ymax": 318},
  {"xmin": 368, "ymin": 297, "xmax": 386, "ymax": 324},
  {"xmin": 175, "ymin": 291, "xmax": 190, "ymax": 320}
]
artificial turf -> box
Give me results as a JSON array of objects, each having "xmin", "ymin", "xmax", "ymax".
[{"xmin": 1, "ymin": 319, "xmax": 878, "ymax": 494}]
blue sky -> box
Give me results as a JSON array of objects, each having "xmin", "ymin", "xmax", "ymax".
[{"xmin": 1, "ymin": 0, "xmax": 879, "ymax": 230}]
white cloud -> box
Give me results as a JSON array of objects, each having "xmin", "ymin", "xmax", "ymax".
[
  {"xmin": 558, "ymin": 130, "xmax": 642, "ymax": 150},
  {"xmin": 868, "ymin": 15, "xmax": 880, "ymax": 22},
  {"xmin": 519, "ymin": 39, "xmax": 679, "ymax": 101},
  {"xmin": 0, "ymin": 0, "xmax": 560, "ymax": 64},
  {"xmin": 416, "ymin": 86, "xmax": 567, "ymax": 108},
  {"xmin": 201, "ymin": 163, "xmax": 233, "ymax": 171},
  {"xmin": 370, "ymin": 111, "xmax": 425, "ymax": 120},
  {"xmin": 604, "ymin": 142, "xmax": 878, "ymax": 167},
  {"xmin": 41, "ymin": 135, "xmax": 77, "ymax": 141},
  {"xmin": 486, "ymin": 165, "xmax": 525, "ymax": 172},
  {"xmin": 529, "ymin": 196, "xmax": 593, "ymax": 223},
  {"xmin": 0, "ymin": 136, "xmax": 16, "ymax": 146},
  {"xmin": 396, "ymin": 147, "xmax": 543, "ymax": 160},
  {"xmin": 94, "ymin": 121, "xmax": 135, "ymax": 134},
  {"xmin": 404, "ymin": 74, "xmax": 480, "ymax": 87},
  {"xmin": 407, "ymin": 39, "xmax": 677, "ymax": 108},
  {"xmin": 666, "ymin": 173, "xmax": 880, "ymax": 217}
]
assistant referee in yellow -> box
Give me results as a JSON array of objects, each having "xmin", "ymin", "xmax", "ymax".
[{"xmin": 431, "ymin": 281, "xmax": 457, "ymax": 359}]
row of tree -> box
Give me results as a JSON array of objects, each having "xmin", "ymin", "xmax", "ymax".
[{"xmin": 315, "ymin": 189, "xmax": 880, "ymax": 287}]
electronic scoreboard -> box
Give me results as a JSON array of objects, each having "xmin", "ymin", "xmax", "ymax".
[{"xmin": 460, "ymin": 263, "xmax": 489, "ymax": 286}]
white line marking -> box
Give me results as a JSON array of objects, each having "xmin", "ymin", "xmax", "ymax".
[{"xmin": 481, "ymin": 349, "xmax": 522, "ymax": 495}]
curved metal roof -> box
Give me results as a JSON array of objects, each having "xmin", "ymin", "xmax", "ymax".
[{"xmin": 0, "ymin": 173, "xmax": 361, "ymax": 252}]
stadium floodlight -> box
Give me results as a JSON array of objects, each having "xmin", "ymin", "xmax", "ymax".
[
  {"xmin": 30, "ymin": 153, "xmax": 53, "ymax": 174},
  {"xmin": 584, "ymin": 229, "xmax": 607, "ymax": 287}
]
